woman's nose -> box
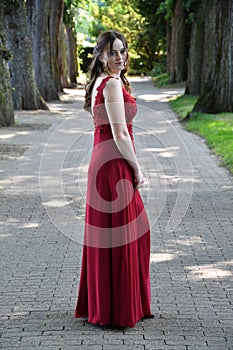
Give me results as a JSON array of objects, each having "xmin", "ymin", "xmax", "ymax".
[{"xmin": 116, "ymin": 51, "xmax": 122, "ymax": 60}]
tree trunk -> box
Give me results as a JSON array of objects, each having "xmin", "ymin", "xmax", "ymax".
[
  {"xmin": 66, "ymin": 26, "xmax": 77, "ymax": 84},
  {"xmin": 185, "ymin": 1, "xmax": 205, "ymax": 95},
  {"xmin": 49, "ymin": 0, "xmax": 64, "ymax": 93},
  {"xmin": 26, "ymin": 0, "xmax": 64, "ymax": 101},
  {"xmin": 59, "ymin": 23, "xmax": 70, "ymax": 88},
  {"xmin": 185, "ymin": 0, "xmax": 217, "ymax": 95},
  {"xmin": 169, "ymin": 0, "xmax": 187, "ymax": 83},
  {"xmin": 59, "ymin": 22, "xmax": 77, "ymax": 88},
  {"xmin": 0, "ymin": 3, "xmax": 14, "ymax": 126},
  {"xmin": 166, "ymin": 18, "xmax": 171, "ymax": 75},
  {"xmin": 4, "ymin": 0, "xmax": 48, "ymax": 110},
  {"xmin": 193, "ymin": 0, "xmax": 233, "ymax": 114}
]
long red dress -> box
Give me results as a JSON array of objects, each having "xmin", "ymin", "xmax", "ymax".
[{"xmin": 74, "ymin": 76, "xmax": 152, "ymax": 327}]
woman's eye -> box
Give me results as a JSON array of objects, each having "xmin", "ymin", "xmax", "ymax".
[{"xmin": 109, "ymin": 50, "xmax": 126, "ymax": 56}]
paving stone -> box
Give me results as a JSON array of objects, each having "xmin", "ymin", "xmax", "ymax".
[{"xmin": 0, "ymin": 79, "xmax": 233, "ymax": 350}]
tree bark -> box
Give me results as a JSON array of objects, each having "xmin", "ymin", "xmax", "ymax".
[
  {"xmin": 49, "ymin": 0, "xmax": 64, "ymax": 94},
  {"xmin": 193, "ymin": 0, "xmax": 233, "ymax": 113},
  {"xmin": 59, "ymin": 23, "xmax": 70, "ymax": 88},
  {"xmin": 26, "ymin": 0, "xmax": 64, "ymax": 101},
  {"xmin": 185, "ymin": 0, "xmax": 217, "ymax": 95},
  {"xmin": 4, "ymin": 0, "xmax": 48, "ymax": 110},
  {"xmin": 66, "ymin": 26, "xmax": 77, "ymax": 85},
  {"xmin": 59, "ymin": 23, "xmax": 77, "ymax": 88},
  {"xmin": 166, "ymin": 18, "xmax": 171, "ymax": 75},
  {"xmin": 0, "ymin": 2, "xmax": 14, "ymax": 126},
  {"xmin": 169, "ymin": 0, "xmax": 187, "ymax": 83}
]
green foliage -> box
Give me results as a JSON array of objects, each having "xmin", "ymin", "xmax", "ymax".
[
  {"xmin": 157, "ymin": 0, "xmax": 174, "ymax": 19},
  {"xmin": 93, "ymin": 0, "xmax": 145, "ymax": 44},
  {"xmin": 65, "ymin": 0, "xmax": 200, "ymax": 72},
  {"xmin": 151, "ymin": 58, "xmax": 167, "ymax": 76},
  {"xmin": 64, "ymin": 0, "xmax": 92, "ymax": 35},
  {"xmin": 135, "ymin": 0, "xmax": 167, "ymax": 69},
  {"xmin": 170, "ymin": 94, "xmax": 233, "ymax": 174},
  {"xmin": 157, "ymin": 0, "xmax": 199, "ymax": 23},
  {"xmin": 87, "ymin": 0, "xmax": 154, "ymax": 69},
  {"xmin": 88, "ymin": 0, "xmax": 168, "ymax": 70},
  {"xmin": 63, "ymin": 0, "xmax": 78, "ymax": 25},
  {"xmin": 184, "ymin": 0, "xmax": 199, "ymax": 12},
  {"xmin": 169, "ymin": 94, "xmax": 198, "ymax": 120}
]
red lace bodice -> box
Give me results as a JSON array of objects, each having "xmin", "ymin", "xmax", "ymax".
[{"xmin": 92, "ymin": 76, "xmax": 137, "ymax": 128}]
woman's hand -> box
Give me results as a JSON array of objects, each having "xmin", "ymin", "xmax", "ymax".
[{"xmin": 134, "ymin": 168, "xmax": 145, "ymax": 189}]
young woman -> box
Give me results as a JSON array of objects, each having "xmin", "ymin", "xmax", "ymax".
[{"xmin": 74, "ymin": 30, "xmax": 153, "ymax": 327}]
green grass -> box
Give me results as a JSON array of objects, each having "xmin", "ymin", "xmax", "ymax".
[
  {"xmin": 152, "ymin": 73, "xmax": 187, "ymax": 88},
  {"xmin": 169, "ymin": 94, "xmax": 198, "ymax": 120},
  {"xmin": 169, "ymin": 94, "xmax": 233, "ymax": 174},
  {"xmin": 152, "ymin": 73, "xmax": 170, "ymax": 87}
]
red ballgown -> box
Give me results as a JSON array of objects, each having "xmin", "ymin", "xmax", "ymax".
[{"xmin": 74, "ymin": 76, "xmax": 152, "ymax": 327}]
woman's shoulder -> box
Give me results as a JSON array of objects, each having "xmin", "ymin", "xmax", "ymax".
[
  {"xmin": 93, "ymin": 75, "xmax": 119, "ymax": 92},
  {"xmin": 103, "ymin": 77, "xmax": 123, "ymax": 101},
  {"xmin": 101, "ymin": 75, "xmax": 120, "ymax": 86},
  {"xmin": 104, "ymin": 77, "xmax": 121, "ymax": 91}
]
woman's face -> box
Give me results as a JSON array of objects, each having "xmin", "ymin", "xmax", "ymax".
[{"xmin": 101, "ymin": 38, "xmax": 127, "ymax": 75}]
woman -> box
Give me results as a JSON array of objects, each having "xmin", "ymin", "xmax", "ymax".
[{"xmin": 74, "ymin": 30, "xmax": 153, "ymax": 327}]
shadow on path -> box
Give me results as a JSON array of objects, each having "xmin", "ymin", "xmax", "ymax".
[{"xmin": 0, "ymin": 77, "xmax": 232, "ymax": 349}]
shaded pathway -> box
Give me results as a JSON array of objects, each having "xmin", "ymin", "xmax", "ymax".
[{"xmin": 0, "ymin": 77, "xmax": 232, "ymax": 349}]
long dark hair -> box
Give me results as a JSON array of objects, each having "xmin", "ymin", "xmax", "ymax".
[{"xmin": 84, "ymin": 30, "xmax": 131, "ymax": 112}]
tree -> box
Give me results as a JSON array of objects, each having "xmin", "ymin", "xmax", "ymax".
[
  {"xmin": 0, "ymin": 2, "xmax": 14, "ymax": 126},
  {"xmin": 62, "ymin": 0, "xmax": 79, "ymax": 85},
  {"xmin": 26, "ymin": 0, "xmax": 64, "ymax": 101},
  {"xmin": 192, "ymin": 0, "xmax": 233, "ymax": 113},
  {"xmin": 136, "ymin": 0, "xmax": 167, "ymax": 71},
  {"xmin": 168, "ymin": 0, "xmax": 188, "ymax": 82},
  {"xmin": 158, "ymin": 0, "xmax": 192, "ymax": 82},
  {"xmin": 90, "ymin": 0, "xmax": 147, "ymax": 70},
  {"xmin": 185, "ymin": 0, "xmax": 216, "ymax": 95},
  {"xmin": 65, "ymin": 26, "xmax": 78, "ymax": 84},
  {"xmin": 4, "ymin": 0, "xmax": 48, "ymax": 110}
]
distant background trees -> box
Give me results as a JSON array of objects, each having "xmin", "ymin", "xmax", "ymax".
[{"xmin": 0, "ymin": 0, "xmax": 232, "ymax": 126}]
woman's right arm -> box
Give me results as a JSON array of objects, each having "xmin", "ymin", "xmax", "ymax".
[{"xmin": 103, "ymin": 78, "xmax": 144, "ymax": 189}]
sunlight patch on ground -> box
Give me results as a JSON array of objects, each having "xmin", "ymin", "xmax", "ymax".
[
  {"xmin": 0, "ymin": 233, "xmax": 12, "ymax": 238},
  {"xmin": 19, "ymin": 222, "xmax": 39, "ymax": 229},
  {"xmin": 187, "ymin": 262, "xmax": 233, "ymax": 280},
  {"xmin": 42, "ymin": 199, "xmax": 72, "ymax": 208},
  {"xmin": 150, "ymin": 253, "xmax": 178, "ymax": 263},
  {"xmin": 136, "ymin": 129, "xmax": 167, "ymax": 135},
  {"xmin": 175, "ymin": 236, "xmax": 203, "ymax": 246},
  {"xmin": 0, "ymin": 134, "xmax": 15, "ymax": 140},
  {"xmin": 138, "ymin": 94, "xmax": 169, "ymax": 102},
  {"xmin": 138, "ymin": 89, "xmax": 185, "ymax": 102}
]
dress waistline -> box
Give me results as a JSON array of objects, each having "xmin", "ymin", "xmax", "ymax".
[{"xmin": 94, "ymin": 124, "xmax": 132, "ymax": 135}]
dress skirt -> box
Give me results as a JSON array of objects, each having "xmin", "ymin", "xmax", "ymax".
[{"xmin": 74, "ymin": 124, "xmax": 152, "ymax": 327}]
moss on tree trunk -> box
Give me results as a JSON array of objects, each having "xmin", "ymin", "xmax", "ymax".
[{"xmin": 0, "ymin": 3, "xmax": 14, "ymax": 126}]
